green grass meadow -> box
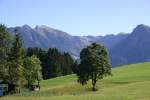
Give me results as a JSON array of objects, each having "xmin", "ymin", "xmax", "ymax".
[{"xmin": 1, "ymin": 62, "xmax": 150, "ymax": 100}]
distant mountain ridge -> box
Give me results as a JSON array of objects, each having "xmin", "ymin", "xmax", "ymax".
[
  {"xmin": 8, "ymin": 24, "xmax": 150, "ymax": 67},
  {"xmin": 110, "ymin": 24, "xmax": 150, "ymax": 66},
  {"xmin": 8, "ymin": 25, "xmax": 91, "ymax": 58}
]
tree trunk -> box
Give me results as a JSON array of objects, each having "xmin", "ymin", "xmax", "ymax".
[
  {"xmin": 92, "ymin": 82, "xmax": 96, "ymax": 91},
  {"xmin": 38, "ymin": 81, "xmax": 40, "ymax": 90},
  {"xmin": 92, "ymin": 73, "xmax": 97, "ymax": 91}
]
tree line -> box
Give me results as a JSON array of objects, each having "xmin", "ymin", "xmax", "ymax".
[{"xmin": 26, "ymin": 47, "xmax": 75, "ymax": 79}]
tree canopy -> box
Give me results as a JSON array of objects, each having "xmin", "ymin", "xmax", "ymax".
[
  {"xmin": 8, "ymin": 33, "xmax": 25, "ymax": 92},
  {"xmin": 24, "ymin": 55, "xmax": 42, "ymax": 88},
  {"xmin": 76, "ymin": 43, "xmax": 112, "ymax": 91},
  {"xmin": 0, "ymin": 24, "xmax": 12, "ymax": 81}
]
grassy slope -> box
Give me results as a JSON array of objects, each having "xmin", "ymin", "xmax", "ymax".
[{"xmin": 1, "ymin": 62, "xmax": 150, "ymax": 100}]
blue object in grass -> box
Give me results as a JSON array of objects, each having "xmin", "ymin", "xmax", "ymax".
[{"xmin": 0, "ymin": 89, "xmax": 3, "ymax": 96}]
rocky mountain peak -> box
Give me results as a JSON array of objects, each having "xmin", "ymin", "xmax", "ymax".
[
  {"xmin": 132, "ymin": 24, "xmax": 150, "ymax": 35},
  {"xmin": 34, "ymin": 25, "xmax": 70, "ymax": 37},
  {"xmin": 35, "ymin": 25, "xmax": 54, "ymax": 31},
  {"xmin": 22, "ymin": 24, "xmax": 32, "ymax": 30}
]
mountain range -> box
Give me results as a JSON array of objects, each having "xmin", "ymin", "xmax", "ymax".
[{"xmin": 8, "ymin": 24, "xmax": 150, "ymax": 67}]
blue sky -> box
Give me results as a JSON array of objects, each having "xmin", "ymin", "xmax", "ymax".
[{"xmin": 0, "ymin": 0, "xmax": 150, "ymax": 36}]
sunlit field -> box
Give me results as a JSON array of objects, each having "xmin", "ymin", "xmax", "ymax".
[{"xmin": 1, "ymin": 62, "xmax": 150, "ymax": 100}]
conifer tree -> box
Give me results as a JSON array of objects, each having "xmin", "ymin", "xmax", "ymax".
[
  {"xmin": 62, "ymin": 52, "xmax": 74, "ymax": 75},
  {"xmin": 0, "ymin": 24, "xmax": 12, "ymax": 81},
  {"xmin": 8, "ymin": 32, "xmax": 25, "ymax": 92}
]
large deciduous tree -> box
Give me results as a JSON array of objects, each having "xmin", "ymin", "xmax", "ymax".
[{"xmin": 76, "ymin": 43, "xmax": 112, "ymax": 91}]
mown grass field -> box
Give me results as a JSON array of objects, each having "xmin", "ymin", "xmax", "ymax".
[{"xmin": 1, "ymin": 62, "xmax": 150, "ymax": 100}]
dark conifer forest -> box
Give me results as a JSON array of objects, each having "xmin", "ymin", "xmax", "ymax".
[{"xmin": 26, "ymin": 47, "xmax": 75, "ymax": 79}]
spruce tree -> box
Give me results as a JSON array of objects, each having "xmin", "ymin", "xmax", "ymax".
[
  {"xmin": 62, "ymin": 52, "xmax": 74, "ymax": 75},
  {"xmin": 0, "ymin": 24, "xmax": 12, "ymax": 81},
  {"xmin": 8, "ymin": 32, "xmax": 25, "ymax": 92}
]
